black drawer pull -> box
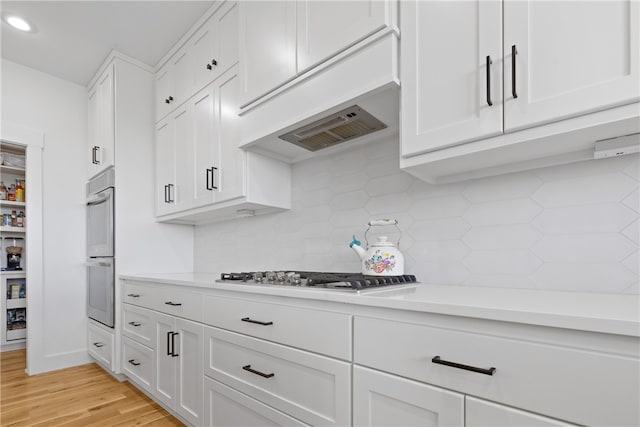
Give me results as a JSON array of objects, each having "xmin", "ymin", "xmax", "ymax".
[
  {"xmin": 128, "ymin": 359, "xmax": 141, "ymax": 366},
  {"xmin": 511, "ymin": 44, "xmax": 518, "ymax": 99},
  {"xmin": 241, "ymin": 317, "xmax": 273, "ymax": 326},
  {"xmin": 128, "ymin": 321, "xmax": 141, "ymax": 327},
  {"xmin": 486, "ymin": 55, "xmax": 493, "ymax": 106},
  {"xmin": 432, "ymin": 356, "xmax": 496, "ymax": 376},
  {"xmin": 127, "ymin": 293, "xmax": 140, "ymax": 298},
  {"xmin": 93, "ymin": 342, "xmax": 104, "ymax": 348},
  {"xmin": 242, "ymin": 364, "xmax": 274, "ymax": 378},
  {"xmin": 164, "ymin": 301, "xmax": 182, "ymax": 306}
]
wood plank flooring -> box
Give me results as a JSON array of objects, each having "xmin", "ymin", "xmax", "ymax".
[{"xmin": 0, "ymin": 350, "xmax": 183, "ymax": 426}]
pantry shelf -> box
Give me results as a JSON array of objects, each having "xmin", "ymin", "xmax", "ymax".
[
  {"xmin": 0, "ymin": 226, "xmax": 25, "ymax": 233},
  {"xmin": 0, "ymin": 165, "xmax": 25, "ymax": 176},
  {"xmin": 0, "ymin": 201, "xmax": 26, "ymax": 208}
]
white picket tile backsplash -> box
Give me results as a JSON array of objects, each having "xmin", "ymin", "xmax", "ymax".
[{"xmin": 194, "ymin": 138, "xmax": 640, "ymax": 294}]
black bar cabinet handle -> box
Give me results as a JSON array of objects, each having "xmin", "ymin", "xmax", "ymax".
[
  {"xmin": 206, "ymin": 168, "xmax": 213, "ymax": 191},
  {"xmin": 167, "ymin": 184, "xmax": 174, "ymax": 203},
  {"xmin": 512, "ymin": 45, "xmax": 518, "ymax": 99},
  {"xmin": 128, "ymin": 359, "xmax": 141, "ymax": 366},
  {"xmin": 128, "ymin": 321, "xmax": 141, "ymax": 327},
  {"xmin": 486, "ymin": 55, "xmax": 493, "ymax": 106},
  {"xmin": 171, "ymin": 332, "xmax": 179, "ymax": 357},
  {"xmin": 211, "ymin": 166, "xmax": 218, "ymax": 190},
  {"xmin": 164, "ymin": 185, "xmax": 169, "ymax": 203},
  {"xmin": 432, "ymin": 356, "xmax": 496, "ymax": 376},
  {"xmin": 127, "ymin": 293, "xmax": 140, "ymax": 298},
  {"xmin": 164, "ymin": 301, "xmax": 182, "ymax": 306},
  {"xmin": 93, "ymin": 342, "xmax": 104, "ymax": 348},
  {"xmin": 167, "ymin": 331, "xmax": 172, "ymax": 355},
  {"xmin": 241, "ymin": 317, "xmax": 273, "ymax": 326},
  {"xmin": 242, "ymin": 364, "xmax": 274, "ymax": 378}
]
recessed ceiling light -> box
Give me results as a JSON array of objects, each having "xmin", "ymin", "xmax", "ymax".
[{"xmin": 2, "ymin": 14, "xmax": 35, "ymax": 33}]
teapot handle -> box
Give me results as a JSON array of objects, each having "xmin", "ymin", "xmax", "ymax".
[{"xmin": 365, "ymin": 219, "xmax": 401, "ymax": 248}]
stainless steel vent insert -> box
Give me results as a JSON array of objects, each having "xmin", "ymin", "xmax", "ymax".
[{"xmin": 279, "ymin": 105, "xmax": 387, "ymax": 151}]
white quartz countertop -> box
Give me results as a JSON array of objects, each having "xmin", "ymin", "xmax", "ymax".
[{"xmin": 120, "ymin": 273, "xmax": 640, "ymax": 337}]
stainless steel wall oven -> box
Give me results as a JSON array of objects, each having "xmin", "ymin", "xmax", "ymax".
[{"xmin": 86, "ymin": 168, "xmax": 115, "ymax": 327}]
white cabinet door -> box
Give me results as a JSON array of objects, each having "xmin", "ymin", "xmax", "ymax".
[
  {"xmin": 504, "ymin": 0, "xmax": 640, "ymax": 131},
  {"xmin": 175, "ymin": 318, "xmax": 204, "ymax": 426},
  {"xmin": 353, "ymin": 366, "xmax": 464, "ymax": 427},
  {"xmin": 466, "ymin": 397, "xmax": 575, "ymax": 427},
  {"xmin": 204, "ymin": 376, "xmax": 309, "ymax": 427},
  {"xmin": 215, "ymin": 68, "xmax": 245, "ymax": 203},
  {"xmin": 171, "ymin": 46, "xmax": 192, "ymax": 110},
  {"xmin": 153, "ymin": 312, "xmax": 176, "ymax": 409},
  {"xmin": 401, "ymin": 0, "xmax": 503, "ymax": 157},
  {"xmin": 171, "ymin": 105, "xmax": 193, "ymax": 213},
  {"xmin": 87, "ymin": 85, "xmax": 99, "ymax": 177},
  {"xmin": 192, "ymin": 84, "xmax": 218, "ymax": 208},
  {"xmin": 239, "ymin": 0, "xmax": 297, "ymax": 106},
  {"xmin": 191, "ymin": 18, "xmax": 217, "ymax": 94},
  {"xmin": 297, "ymin": 0, "xmax": 389, "ymax": 72},
  {"xmin": 191, "ymin": 1, "xmax": 239, "ymax": 95},
  {"xmin": 155, "ymin": 119, "xmax": 175, "ymax": 216},
  {"xmin": 88, "ymin": 64, "xmax": 115, "ymax": 177},
  {"xmin": 213, "ymin": 1, "xmax": 239, "ymax": 79},
  {"xmin": 155, "ymin": 63, "xmax": 174, "ymax": 122}
]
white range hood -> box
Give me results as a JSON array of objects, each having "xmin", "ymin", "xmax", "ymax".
[{"xmin": 239, "ymin": 31, "xmax": 400, "ymax": 163}]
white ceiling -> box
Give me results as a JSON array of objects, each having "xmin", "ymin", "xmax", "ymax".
[{"xmin": 1, "ymin": 1, "xmax": 214, "ymax": 86}]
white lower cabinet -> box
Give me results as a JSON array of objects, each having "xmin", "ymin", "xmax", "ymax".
[
  {"xmin": 465, "ymin": 397, "xmax": 574, "ymax": 427},
  {"xmin": 204, "ymin": 326, "xmax": 351, "ymax": 426},
  {"xmin": 119, "ymin": 280, "xmax": 636, "ymax": 427},
  {"xmin": 154, "ymin": 312, "xmax": 204, "ymax": 426},
  {"xmin": 353, "ymin": 365, "xmax": 464, "ymax": 427},
  {"xmin": 204, "ymin": 376, "xmax": 309, "ymax": 427},
  {"xmin": 122, "ymin": 336, "xmax": 154, "ymax": 393},
  {"xmin": 87, "ymin": 321, "xmax": 115, "ymax": 370}
]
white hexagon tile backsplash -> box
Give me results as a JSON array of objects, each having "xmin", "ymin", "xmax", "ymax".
[{"xmin": 194, "ymin": 138, "xmax": 640, "ymax": 294}]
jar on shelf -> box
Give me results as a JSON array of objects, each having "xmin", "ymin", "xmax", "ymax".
[{"xmin": 0, "ymin": 181, "xmax": 7, "ymax": 200}]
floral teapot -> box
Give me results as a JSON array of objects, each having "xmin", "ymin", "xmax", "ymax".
[{"xmin": 349, "ymin": 219, "xmax": 405, "ymax": 276}]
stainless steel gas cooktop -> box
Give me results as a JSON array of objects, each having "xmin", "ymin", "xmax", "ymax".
[{"xmin": 218, "ymin": 271, "xmax": 418, "ymax": 293}]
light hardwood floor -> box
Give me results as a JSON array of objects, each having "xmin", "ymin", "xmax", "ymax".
[{"xmin": 0, "ymin": 350, "xmax": 183, "ymax": 426}]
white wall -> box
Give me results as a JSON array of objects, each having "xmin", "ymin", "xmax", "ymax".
[
  {"xmin": 1, "ymin": 59, "xmax": 90, "ymax": 372},
  {"xmin": 195, "ymin": 137, "xmax": 640, "ymax": 294}
]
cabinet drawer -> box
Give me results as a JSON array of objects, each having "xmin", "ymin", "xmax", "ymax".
[
  {"xmin": 122, "ymin": 281, "xmax": 155, "ymax": 308},
  {"xmin": 154, "ymin": 286, "xmax": 203, "ymax": 322},
  {"xmin": 204, "ymin": 376, "xmax": 310, "ymax": 427},
  {"xmin": 122, "ymin": 336, "xmax": 154, "ymax": 393},
  {"xmin": 354, "ymin": 316, "xmax": 640, "ymax": 427},
  {"xmin": 204, "ymin": 327, "xmax": 351, "ymax": 426},
  {"xmin": 88, "ymin": 322, "xmax": 114, "ymax": 369},
  {"xmin": 203, "ymin": 295, "xmax": 351, "ymax": 360},
  {"xmin": 122, "ymin": 304, "xmax": 155, "ymax": 347}
]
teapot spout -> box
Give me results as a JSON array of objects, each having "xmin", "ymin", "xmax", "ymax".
[{"xmin": 349, "ymin": 235, "xmax": 366, "ymax": 260}]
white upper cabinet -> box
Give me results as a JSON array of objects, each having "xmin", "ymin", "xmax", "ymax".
[
  {"xmin": 155, "ymin": 105, "xmax": 192, "ymax": 216},
  {"xmin": 240, "ymin": 0, "xmax": 395, "ymax": 108},
  {"xmin": 155, "ymin": 63, "xmax": 173, "ymax": 122},
  {"xmin": 400, "ymin": 0, "xmax": 640, "ymax": 183},
  {"xmin": 215, "ymin": 71, "xmax": 245, "ymax": 203},
  {"xmin": 401, "ymin": 0, "xmax": 503, "ymax": 157},
  {"xmin": 504, "ymin": 0, "xmax": 639, "ymax": 131},
  {"xmin": 191, "ymin": 85, "xmax": 218, "ymax": 209},
  {"xmin": 296, "ymin": 0, "xmax": 389, "ymax": 73},
  {"xmin": 191, "ymin": 1, "xmax": 239, "ymax": 94},
  {"xmin": 239, "ymin": 1, "xmax": 297, "ymax": 106},
  {"xmin": 156, "ymin": 1, "xmax": 239, "ymax": 123},
  {"xmin": 87, "ymin": 63, "xmax": 115, "ymax": 178}
]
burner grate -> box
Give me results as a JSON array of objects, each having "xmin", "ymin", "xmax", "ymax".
[{"xmin": 220, "ymin": 271, "xmax": 417, "ymax": 290}]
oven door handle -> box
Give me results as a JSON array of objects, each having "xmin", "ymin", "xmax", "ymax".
[{"xmin": 86, "ymin": 260, "xmax": 113, "ymax": 268}]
